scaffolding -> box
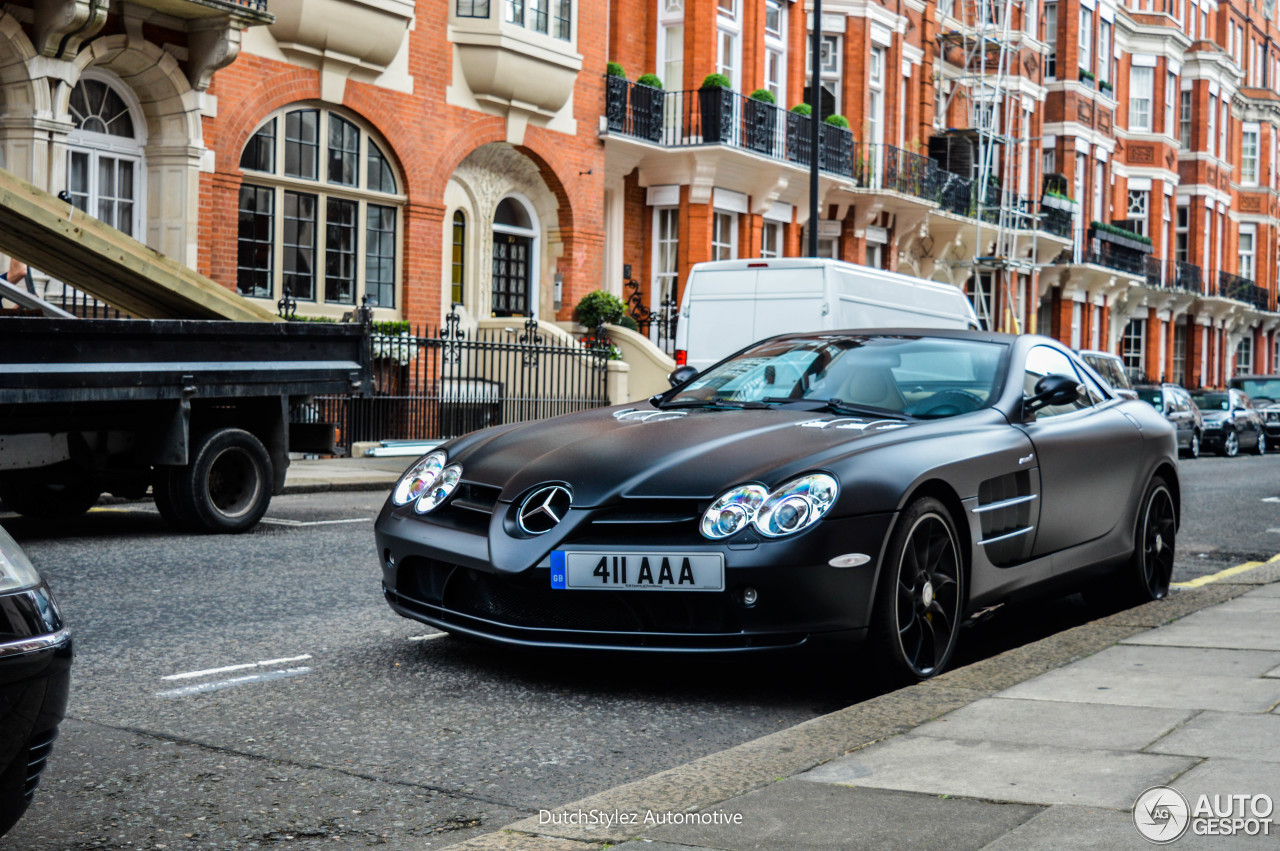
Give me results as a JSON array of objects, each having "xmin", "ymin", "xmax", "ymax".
[{"xmin": 937, "ymin": 0, "xmax": 1041, "ymax": 334}]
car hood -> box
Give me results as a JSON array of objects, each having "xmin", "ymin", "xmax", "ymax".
[{"xmin": 441, "ymin": 403, "xmax": 990, "ymax": 507}]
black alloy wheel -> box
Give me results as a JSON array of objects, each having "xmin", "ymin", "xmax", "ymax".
[
  {"xmin": 870, "ymin": 497, "xmax": 964, "ymax": 683},
  {"xmin": 1131, "ymin": 476, "xmax": 1177, "ymax": 601},
  {"xmin": 1222, "ymin": 430, "xmax": 1240, "ymax": 457}
]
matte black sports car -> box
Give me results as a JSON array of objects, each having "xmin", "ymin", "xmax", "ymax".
[
  {"xmin": 375, "ymin": 330, "xmax": 1180, "ymax": 682},
  {"xmin": 0, "ymin": 525, "xmax": 71, "ymax": 838}
]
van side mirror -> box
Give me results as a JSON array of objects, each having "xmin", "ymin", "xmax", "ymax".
[
  {"xmin": 668, "ymin": 365, "xmax": 698, "ymax": 388},
  {"xmin": 1024, "ymin": 373, "xmax": 1082, "ymax": 415}
]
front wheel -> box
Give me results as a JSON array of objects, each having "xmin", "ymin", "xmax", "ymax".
[
  {"xmin": 868, "ymin": 497, "xmax": 965, "ymax": 684},
  {"xmin": 162, "ymin": 428, "xmax": 273, "ymax": 533}
]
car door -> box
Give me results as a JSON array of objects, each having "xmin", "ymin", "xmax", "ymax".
[
  {"xmin": 1016, "ymin": 345, "xmax": 1145, "ymax": 556},
  {"xmin": 1234, "ymin": 390, "xmax": 1263, "ymax": 449},
  {"xmin": 1165, "ymin": 389, "xmax": 1190, "ymax": 448}
]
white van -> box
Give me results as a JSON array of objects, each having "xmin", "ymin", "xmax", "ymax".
[{"xmin": 673, "ymin": 258, "xmax": 981, "ymax": 372}]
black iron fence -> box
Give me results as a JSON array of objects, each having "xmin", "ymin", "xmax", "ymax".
[
  {"xmin": 1216, "ymin": 271, "xmax": 1271, "ymax": 310},
  {"xmin": 623, "ymin": 280, "xmax": 678, "ymax": 354},
  {"xmin": 1175, "ymin": 261, "xmax": 1203, "ymax": 294},
  {"xmin": 52, "ymin": 285, "xmax": 126, "ymax": 319},
  {"xmin": 303, "ymin": 311, "xmax": 610, "ymax": 454}
]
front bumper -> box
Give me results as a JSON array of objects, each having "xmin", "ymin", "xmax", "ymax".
[
  {"xmin": 375, "ymin": 506, "xmax": 896, "ymax": 653},
  {"xmin": 0, "ymin": 584, "xmax": 72, "ymax": 837}
]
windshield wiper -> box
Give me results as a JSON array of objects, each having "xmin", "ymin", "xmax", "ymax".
[
  {"xmin": 821, "ymin": 397, "xmax": 909, "ymax": 419},
  {"xmin": 661, "ymin": 397, "xmax": 774, "ymax": 410}
]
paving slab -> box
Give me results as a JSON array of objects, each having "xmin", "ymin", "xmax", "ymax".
[
  {"xmin": 1035, "ymin": 644, "xmax": 1280, "ymax": 678},
  {"xmin": 1148, "ymin": 711, "xmax": 1280, "ymax": 762},
  {"xmin": 1172, "ymin": 757, "xmax": 1280, "ymax": 809},
  {"xmin": 998, "ymin": 666, "xmax": 1280, "ymax": 712},
  {"xmin": 980, "ymin": 805, "xmax": 1152, "ymax": 851},
  {"xmin": 912, "ymin": 697, "xmax": 1194, "ymax": 751},
  {"xmin": 637, "ymin": 781, "xmax": 1042, "ymax": 851},
  {"xmin": 1213, "ymin": 595, "xmax": 1280, "ymax": 613},
  {"xmin": 797, "ymin": 736, "xmax": 1196, "ymax": 809},
  {"xmin": 614, "ymin": 843, "xmax": 719, "ymax": 851},
  {"xmin": 1121, "ymin": 610, "xmax": 1280, "ymax": 651},
  {"xmin": 1246, "ymin": 583, "xmax": 1280, "ymax": 597}
]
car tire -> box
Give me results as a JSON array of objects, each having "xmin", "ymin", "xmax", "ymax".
[
  {"xmin": 165, "ymin": 428, "xmax": 273, "ymax": 533},
  {"xmin": 0, "ymin": 467, "xmax": 100, "ymax": 520},
  {"xmin": 1221, "ymin": 430, "xmax": 1239, "ymax": 457},
  {"xmin": 868, "ymin": 497, "xmax": 965, "ymax": 684},
  {"xmin": 1123, "ymin": 475, "xmax": 1177, "ymax": 602},
  {"xmin": 1187, "ymin": 430, "xmax": 1200, "ymax": 459},
  {"xmin": 1256, "ymin": 433, "xmax": 1267, "ymax": 456}
]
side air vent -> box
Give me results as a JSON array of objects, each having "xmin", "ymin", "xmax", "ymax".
[{"xmin": 974, "ymin": 471, "xmax": 1035, "ymax": 566}]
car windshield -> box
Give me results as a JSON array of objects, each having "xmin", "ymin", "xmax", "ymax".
[
  {"xmin": 1192, "ymin": 392, "xmax": 1230, "ymax": 415},
  {"xmin": 1136, "ymin": 388, "xmax": 1163, "ymax": 409},
  {"xmin": 1236, "ymin": 379, "xmax": 1280, "ymax": 401},
  {"xmin": 664, "ymin": 335, "xmax": 1006, "ymax": 419}
]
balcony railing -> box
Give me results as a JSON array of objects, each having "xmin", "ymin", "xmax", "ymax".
[
  {"xmin": 1174, "ymin": 261, "xmax": 1202, "ymax": 294},
  {"xmin": 1216, "ymin": 271, "xmax": 1272, "ymax": 310},
  {"xmin": 605, "ymin": 77, "xmax": 1070, "ymax": 232},
  {"xmin": 1145, "ymin": 256, "xmax": 1164, "ymax": 290},
  {"xmin": 1083, "ymin": 238, "xmax": 1147, "ymax": 275}
]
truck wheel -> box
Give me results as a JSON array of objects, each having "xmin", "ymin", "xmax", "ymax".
[
  {"xmin": 0, "ymin": 471, "xmax": 100, "ymax": 519},
  {"xmin": 168, "ymin": 428, "xmax": 273, "ymax": 533},
  {"xmin": 152, "ymin": 471, "xmax": 198, "ymax": 532}
]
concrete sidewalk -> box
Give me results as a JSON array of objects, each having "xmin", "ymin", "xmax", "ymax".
[
  {"xmin": 281, "ymin": 455, "xmax": 409, "ymax": 494},
  {"xmin": 444, "ymin": 566, "xmax": 1280, "ymax": 851}
]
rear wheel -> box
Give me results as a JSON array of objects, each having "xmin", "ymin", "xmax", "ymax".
[
  {"xmin": 1127, "ymin": 476, "xmax": 1177, "ymax": 601},
  {"xmin": 164, "ymin": 428, "xmax": 273, "ymax": 533},
  {"xmin": 868, "ymin": 497, "xmax": 965, "ymax": 684},
  {"xmin": 1255, "ymin": 433, "xmax": 1267, "ymax": 456},
  {"xmin": 0, "ymin": 467, "xmax": 100, "ymax": 520},
  {"xmin": 1187, "ymin": 430, "xmax": 1200, "ymax": 459},
  {"xmin": 1221, "ymin": 430, "xmax": 1239, "ymax": 457}
]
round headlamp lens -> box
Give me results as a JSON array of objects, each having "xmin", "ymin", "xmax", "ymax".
[
  {"xmin": 392, "ymin": 451, "xmax": 446, "ymax": 506},
  {"xmin": 755, "ymin": 474, "xmax": 839, "ymax": 538},
  {"xmin": 700, "ymin": 485, "xmax": 768, "ymax": 539},
  {"xmin": 415, "ymin": 464, "xmax": 462, "ymax": 514}
]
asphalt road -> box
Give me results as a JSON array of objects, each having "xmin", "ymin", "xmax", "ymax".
[{"xmin": 2, "ymin": 454, "xmax": 1277, "ymax": 850}]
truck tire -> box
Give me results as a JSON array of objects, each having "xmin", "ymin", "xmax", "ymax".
[
  {"xmin": 0, "ymin": 469, "xmax": 100, "ymax": 520},
  {"xmin": 166, "ymin": 428, "xmax": 273, "ymax": 533}
]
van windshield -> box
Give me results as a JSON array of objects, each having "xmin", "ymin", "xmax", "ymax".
[{"xmin": 665, "ymin": 334, "xmax": 1007, "ymax": 419}]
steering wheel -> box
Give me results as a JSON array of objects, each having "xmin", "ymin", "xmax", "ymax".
[{"xmin": 908, "ymin": 389, "xmax": 985, "ymax": 418}]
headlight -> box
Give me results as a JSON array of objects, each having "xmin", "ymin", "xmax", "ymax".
[
  {"xmin": 699, "ymin": 485, "xmax": 768, "ymax": 539},
  {"xmin": 700, "ymin": 474, "xmax": 839, "ymax": 540},
  {"xmin": 392, "ymin": 451, "xmax": 447, "ymax": 506},
  {"xmin": 756, "ymin": 474, "xmax": 839, "ymax": 537},
  {"xmin": 0, "ymin": 529, "xmax": 41, "ymax": 593},
  {"xmin": 415, "ymin": 464, "xmax": 462, "ymax": 514}
]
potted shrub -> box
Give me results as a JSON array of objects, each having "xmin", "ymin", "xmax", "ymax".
[
  {"xmin": 1099, "ymin": 79, "xmax": 1114, "ymax": 94},
  {"xmin": 605, "ymin": 62, "xmax": 628, "ymax": 132},
  {"xmin": 820, "ymin": 114, "xmax": 852, "ymax": 176},
  {"xmin": 699, "ymin": 73, "xmax": 735, "ymax": 144},
  {"xmin": 745, "ymin": 89, "xmax": 777, "ymax": 154},
  {"xmin": 786, "ymin": 103, "xmax": 812, "ymax": 165},
  {"xmin": 632, "ymin": 73, "xmax": 666, "ymax": 142},
  {"xmin": 1079, "ymin": 67, "xmax": 1095, "ymax": 87}
]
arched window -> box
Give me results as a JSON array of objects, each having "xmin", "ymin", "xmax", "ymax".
[
  {"xmin": 491, "ymin": 196, "xmax": 538, "ymax": 316},
  {"xmin": 451, "ymin": 211, "xmax": 466, "ymax": 307},
  {"xmin": 237, "ymin": 107, "xmax": 403, "ymax": 310},
  {"xmin": 66, "ymin": 76, "xmax": 144, "ymax": 238}
]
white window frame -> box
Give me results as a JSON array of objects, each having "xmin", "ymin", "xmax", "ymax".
[
  {"xmin": 716, "ymin": 0, "xmax": 741, "ymax": 91},
  {"xmin": 808, "ymin": 34, "xmax": 842, "ymax": 119},
  {"xmin": 1242, "ymin": 124, "xmax": 1260, "ymax": 184},
  {"xmin": 761, "ymin": 220, "xmax": 783, "ymax": 258},
  {"xmin": 1129, "ymin": 67, "xmax": 1153, "ymax": 131},
  {"xmin": 1179, "ymin": 90, "xmax": 1191, "ymax": 147},
  {"xmin": 1164, "ymin": 72, "xmax": 1176, "ymax": 135},
  {"xmin": 869, "ymin": 48, "xmax": 886, "ymax": 147},
  {"xmin": 1044, "ymin": 2, "xmax": 1057, "ymax": 79},
  {"xmin": 1207, "ymin": 97, "xmax": 1216, "ymax": 157},
  {"xmin": 1078, "ymin": 11, "xmax": 1092, "ymax": 76},
  {"xmin": 651, "ymin": 205, "xmax": 680, "ymax": 306},
  {"xmin": 1220, "ymin": 101, "xmax": 1229, "ymax": 161},
  {"xmin": 1239, "ymin": 224, "xmax": 1257, "ymax": 282},
  {"xmin": 763, "ymin": 0, "xmax": 786, "ymax": 105},
  {"xmin": 66, "ymin": 71, "xmax": 147, "ymax": 241},
  {"xmin": 1123, "ymin": 318, "xmax": 1146, "ymax": 377},
  {"xmin": 656, "ymin": 0, "xmax": 684, "ymax": 91},
  {"xmin": 1127, "ymin": 189, "xmax": 1149, "ymax": 236},
  {"xmin": 1098, "ymin": 20, "xmax": 1112, "ymax": 86},
  {"xmin": 712, "ymin": 209, "xmax": 738, "ymax": 260}
]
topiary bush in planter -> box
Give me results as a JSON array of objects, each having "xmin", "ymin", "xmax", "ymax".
[
  {"xmin": 633, "ymin": 73, "xmax": 665, "ymax": 142},
  {"xmin": 786, "ymin": 103, "xmax": 812, "ymax": 165},
  {"xmin": 745, "ymin": 89, "xmax": 777, "ymax": 154},
  {"xmin": 605, "ymin": 63, "xmax": 628, "ymax": 132},
  {"xmin": 699, "ymin": 73, "xmax": 735, "ymax": 144}
]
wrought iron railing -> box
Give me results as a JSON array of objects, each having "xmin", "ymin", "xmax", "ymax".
[
  {"xmin": 935, "ymin": 170, "xmax": 974, "ymax": 216},
  {"xmin": 1145, "ymin": 256, "xmax": 1165, "ymax": 290},
  {"xmin": 1217, "ymin": 270, "xmax": 1256, "ymax": 305},
  {"xmin": 1084, "ymin": 239, "xmax": 1147, "ymax": 275},
  {"xmin": 299, "ymin": 309, "xmax": 610, "ymax": 453},
  {"xmin": 1174, "ymin": 261, "xmax": 1202, "ymax": 294},
  {"xmin": 852, "ymin": 143, "xmax": 937, "ymax": 203},
  {"xmin": 1040, "ymin": 205, "xmax": 1074, "ymax": 238},
  {"xmin": 623, "ymin": 280, "xmax": 678, "ymax": 355}
]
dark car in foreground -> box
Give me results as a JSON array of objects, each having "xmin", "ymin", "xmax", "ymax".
[
  {"xmin": 1135, "ymin": 383, "xmax": 1205, "ymax": 458},
  {"xmin": 1190, "ymin": 388, "xmax": 1266, "ymax": 457},
  {"xmin": 376, "ymin": 330, "xmax": 1179, "ymax": 682},
  {"xmin": 1227, "ymin": 375, "xmax": 1280, "ymax": 439},
  {"xmin": 0, "ymin": 526, "xmax": 71, "ymax": 838}
]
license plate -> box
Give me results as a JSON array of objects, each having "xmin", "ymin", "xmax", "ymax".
[{"xmin": 550, "ymin": 551, "xmax": 724, "ymax": 591}]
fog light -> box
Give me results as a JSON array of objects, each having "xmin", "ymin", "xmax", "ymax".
[
  {"xmin": 741, "ymin": 587, "xmax": 759, "ymax": 606},
  {"xmin": 383, "ymin": 549, "xmax": 395, "ymax": 569}
]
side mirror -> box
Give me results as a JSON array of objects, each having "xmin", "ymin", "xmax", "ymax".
[
  {"xmin": 1024, "ymin": 373, "xmax": 1081, "ymax": 415},
  {"xmin": 668, "ymin": 365, "xmax": 699, "ymax": 388}
]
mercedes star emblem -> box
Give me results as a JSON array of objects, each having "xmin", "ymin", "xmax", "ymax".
[{"xmin": 518, "ymin": 485, "xmax": 572, "ymax": 535}]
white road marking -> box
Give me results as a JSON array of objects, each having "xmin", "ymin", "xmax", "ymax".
[
  {"xmin": 407, "ymin": 633, "xmax": 449, "ymax": 642},
  {"xmin": 162, "ymin": 654, "xmax": 313, "ymax": 681},
  {"xmin": 1263, "ymin": 497, "xmax": 1280, "ymax": 503},
  {"xmin": 259, "ymin": 517, "xmax": 370, "ymax": 527},
  {"xmin": 156, "ymin": 667, "xmax": 312, "ymax": 699}
]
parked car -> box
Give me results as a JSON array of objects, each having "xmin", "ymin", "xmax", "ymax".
[
  {"xmin": 0, "ymin": 526, "xmax": 71, "ymax": 838},
  {"xmin": 376, "ymin": 330, "xmax": 1179, "ymax": 683},
  {"xmin": 1227, "ymin": 374, "xmax": 1280, "ymax": 440},
  {"xmin": 673, "ymin": 259, "xmax": 979, "ymax": 371},
  {"xmin": 1078, "ymin": 350, "xmax": 1139, "ymax": 399},
  {"xmin": 1134, "ymin": 383, "xmax": 1205, "ymax": 459},
  {"xmin": 1190, "ymin": 388, "xmax": 1267, "ymax": 456}
]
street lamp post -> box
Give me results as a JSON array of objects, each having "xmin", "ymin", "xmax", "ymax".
[{"xmin": 808, "ymin": 0, "xmax": 822, "ymax": 257}]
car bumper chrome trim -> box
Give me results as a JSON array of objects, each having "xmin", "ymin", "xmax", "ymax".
[
  {"xmin": 0, "ymin": 627, "xmax": 71, "ymax": 659},
  {"xmin": 977, "ymin": 526, "xmax": 1035, "ymax": 546}
]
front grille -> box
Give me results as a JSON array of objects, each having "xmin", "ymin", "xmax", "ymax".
[
  {"xmin": 23, "ymin": 729, "xmax": 58, "ymax": 800},
  {"xmin": 587, "ymin": 499, "xmax": 702, "ymax": 538},
  {"xmin": 402, "ymin": 563, "xmax": 740, "ymax": 634},
  {"xmin": 450, "ymin": 483, "xmax": 501, "ymax": 514}
]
